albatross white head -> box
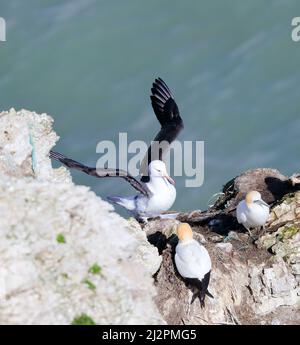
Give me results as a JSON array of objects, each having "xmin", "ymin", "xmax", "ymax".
[
  {"xmin": 148, "ymin": 160, "xmax": 175, "ymax": 185},
  {"xmin": 245, "ymin": 191, "xmax": 269, "ymax": 208},
  {"xmin": 177, "ymin": 223, "xmax": 193, "ymax": 243}
]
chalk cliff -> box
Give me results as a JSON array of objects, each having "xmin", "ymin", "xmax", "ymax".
[
  {"xmin": 0, "ymin": 108, "xmax": 299, "ymax": 325},
  {"xmin": 0, "ymin": 109, "xmax": 162, "ymax": 325}
]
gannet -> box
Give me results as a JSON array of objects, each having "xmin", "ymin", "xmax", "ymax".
[
  {"xmin": 236, "ymin": 190, "xmax": 270, "ymax": 236},
  {"xmin": 49, "ymin": 77, "xmax": 183, "ymax": 221},
  {"xmin": 175, "ymin": 223, "xmax": 213, "ymax": 308}
]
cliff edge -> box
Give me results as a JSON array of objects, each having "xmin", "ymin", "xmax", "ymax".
[
  {"xmin": 0, "ymin": 109, "xmax": 299, "ymax": 325},
  {"xmin": 0, "ymin": 109, "xmax": 163, "ymax": 325}
]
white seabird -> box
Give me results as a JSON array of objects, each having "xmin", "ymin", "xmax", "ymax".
[
  {"xmin": 236, "ymin": 190, "xmax": 270, "ymax": 236},
  {"xmin": 49, "ymin": 77, "xmax": 183, "ymax": 221},
  {"xmin": 107, "ymin": 159, "xmax": 176, "ymax": 221},
  {"xmin": 175, "ymin": 223, "xmax": 213, "ymax": 308}
]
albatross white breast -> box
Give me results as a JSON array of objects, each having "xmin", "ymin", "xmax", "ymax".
[{"xmin": 107, "ymin": 159, "xmax": 176, "ymax": 221}]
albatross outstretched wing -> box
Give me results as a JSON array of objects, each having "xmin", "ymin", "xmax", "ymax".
[
  {"xmin": 49, "ymin": 150, "xmax": 149, "ymax": 197},
  {"xmin": 140, "ymin": 77, "xmax": 184, "ymax": 177}
]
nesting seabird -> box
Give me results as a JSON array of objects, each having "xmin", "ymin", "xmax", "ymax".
[
  {"xmin": 175, "ymin": 223, "xmax": 213, "ymax": 308},
  {"xmin": 107, "ymin": 159, "xmax": 176, "ymax": 221},
  {"xmin": 49, "ymin": 78, "xmax": 183, "ymax": 221},
  {"xmin": 236, "ymin": 190, "xmax": 270, "ymax": 236}
]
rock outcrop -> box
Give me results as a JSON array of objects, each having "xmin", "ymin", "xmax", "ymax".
[
  {"xmin": 0, "ymin": 109, "xmax": 163, "ymax": 325},
  {"xmin": 145, "ymin": 170, "xmax": 300, "ymax": 325},
  {"xmin": 0, "ymin": 108, "xmax": 299, "ymax": 325}
]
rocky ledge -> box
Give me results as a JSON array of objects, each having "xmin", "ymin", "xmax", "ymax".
[
  {"xmin": 0, "ymin": 109, "xmax": 162, "ymax": 325},
  {"xmin": 0, "ymin": 109, "xmax": 299, "ymax": 325}
]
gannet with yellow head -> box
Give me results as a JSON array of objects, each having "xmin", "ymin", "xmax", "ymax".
[
  {"xmin": 236, "ymin": 190, "xmax": 270, "ymax": 236},
  {"xmin": 175, "ymin": 223, "xmax": 213, "ymax": 308}
]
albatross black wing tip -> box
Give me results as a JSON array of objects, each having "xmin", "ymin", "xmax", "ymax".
[
  {"xmin": 49, "ymin": 150, "xmax": 65, "ymax": 161},
  {"xmin": 150, "ymin": 77, "xmax": 182, "ymax": 128},
  {"xmin": 141, "ymin": 77, "xmax": 184, "ymax": 175},
  {"xmin": 50, "ymin": 151, "xmax": 149, "ymax": 197},
  {"xmin": 156, "ymin": 77, "xmax": 173, "ymax": 96}
]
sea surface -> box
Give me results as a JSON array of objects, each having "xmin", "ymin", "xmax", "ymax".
[{"xmin": 1, "ymin": 0, "xmax": 300, "ymax": 214}]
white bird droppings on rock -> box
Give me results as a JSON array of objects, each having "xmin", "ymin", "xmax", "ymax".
[{"xmin": 215, "ymin": 242, "xmax": 233, "ymax": 253}]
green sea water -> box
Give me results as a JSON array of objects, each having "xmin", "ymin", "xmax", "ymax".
[{"xmin": 1, "ymin": 0, "xmax": 300, "ymax": 213}]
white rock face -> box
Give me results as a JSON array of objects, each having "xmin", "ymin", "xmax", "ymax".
[
  {"xmin": 248, "ymin": 260, "xmax": 299, "ymax": 315},
  {"xmin": 0, "ymin": 109, "xmax": 163, "ymax": 325}
]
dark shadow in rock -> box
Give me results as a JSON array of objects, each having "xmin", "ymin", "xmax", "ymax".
[
  {"xmin": 190, "ymin": 212, "xmax": 241, "ymax": 236},
  {"xmin": 165, "ymin": 234, "xmax": 185, "ymax": 279},
  {"xmin": 167, "ymin": 235, "xmax": 195, "ymax": 300},
  {"xmin": 167, "ymin": 233, "xmax": 178, "ymax": 248},
  {"xmin": 266, "ymin": 246, "xmax": 275, "ymax": 255},
  {"xmin": 205, "ymin": 214, "xmax": 240, "ymax": 236},
  {"xmin": 212, "ymin": 169, "xmax": 294, "ymax": 211},
  {"xmin": 265, "ymin": 177, "xmax": 300, "ymax": 203},
  {"xmin": 168, "ymin": 234, "xmax": 180, "ymax": 277},
  {"xmin": 147, "ymin": 231, "xmax": 167, "ymax": 255}
]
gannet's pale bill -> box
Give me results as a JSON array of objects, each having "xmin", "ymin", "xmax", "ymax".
[
  {"xmin": 175, "ymin": 223, "xmax": 213, "ymax": 308},
  {"xmin": 237, "ymin": 190, "xmax": 270, "ymax": 235}
]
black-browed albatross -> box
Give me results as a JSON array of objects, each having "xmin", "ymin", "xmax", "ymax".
[{"xmin": 50, "ymin": 78, "xmax": 183, "ymax": 220}]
